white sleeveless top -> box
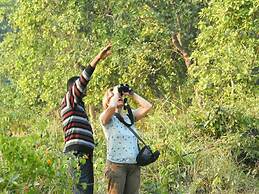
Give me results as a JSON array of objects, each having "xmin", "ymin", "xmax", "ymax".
[{"xmin": 100, "ymin": 113, "xmax": 139, "ymax": 164}]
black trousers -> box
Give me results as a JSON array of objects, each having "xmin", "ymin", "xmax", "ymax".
[{"xmin": 69, "ymin": 151, "xmax": 94, "ymax": 194}]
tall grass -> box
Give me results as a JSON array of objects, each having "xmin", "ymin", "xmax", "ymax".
[{"xmin": 0, "ymin": 101, "xmax": 258, "ymax": 193}]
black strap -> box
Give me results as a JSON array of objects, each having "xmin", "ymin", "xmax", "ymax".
[
  {"xmin": 113, "ymin": 98, "xmax": 134, "ymax": 127},
  {"xmin": 124, "ymin": 98, "xmax": 134, "ymax": 126},
  {"xmin": 114, "ymin": 112, "xmax": 147, "ymax": 146}
]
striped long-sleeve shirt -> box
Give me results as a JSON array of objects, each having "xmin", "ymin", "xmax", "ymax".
[{"xmin": 60, "ymin": 65, "xmax": 95, "ymax": 154}]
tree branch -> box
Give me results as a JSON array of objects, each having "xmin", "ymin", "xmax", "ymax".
[{"xmin": 171, "ymin": 32, "xmax": 191, "ymax": 68}]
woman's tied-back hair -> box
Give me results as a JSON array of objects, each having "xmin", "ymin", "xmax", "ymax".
[{"xmin": 102, "ymin": 87, "xmax": 114, "ymax": 110}]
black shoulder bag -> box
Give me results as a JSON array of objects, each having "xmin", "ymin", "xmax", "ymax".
[{"xmin": 114, "ymin": 100, "xmax": 160, "ymax": 166}]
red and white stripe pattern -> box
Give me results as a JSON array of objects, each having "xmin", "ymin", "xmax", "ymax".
[{"xmin": 61, "ymin": 66, "xmax": 95, "ymax": 153}]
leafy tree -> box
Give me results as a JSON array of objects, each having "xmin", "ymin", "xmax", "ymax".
[
  {"xmin": 190, "ymin": 0, "xmax": 259, "ymax": 178},
  {"xmin": 0, "ymin": 0, "xmax": 204, "ymax": 111}
]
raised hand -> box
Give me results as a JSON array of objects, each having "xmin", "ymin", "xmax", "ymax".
[
  {"xmin": 90, "ymin": 43, "xmax": 112, "ymax": 68},
  {"xmin": 98, "ymin": 43, "xmax": 112, "ymax": 60}
]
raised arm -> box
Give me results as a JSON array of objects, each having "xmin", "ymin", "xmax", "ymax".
[
  {"xmin": 100, "ymin": 87, "xmax": 120, "ymax": 125},
  {"xmin": 71, "ymin": 44, "xmax": 112, "ymax": 102},
  {"xmin": 131, "ymin": 92, "xmax": 152, "ymax": 121}
]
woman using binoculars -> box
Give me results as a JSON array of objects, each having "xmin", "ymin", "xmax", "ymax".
[{"xmin": 100, "ymin": 84, "xmax": 152, "ymax": 194}]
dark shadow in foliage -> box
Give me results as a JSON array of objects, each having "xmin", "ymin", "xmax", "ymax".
[
  {"xmin": 194, "ymin": 106, "xmax": 240, "ymax": 139},
  {"xmin": 251, "ymin": 67, "xmax": 259, "ymax": 85},
  {"xmin": 233, "ymin": 128, "xmax": 259, "ymax": 174}
]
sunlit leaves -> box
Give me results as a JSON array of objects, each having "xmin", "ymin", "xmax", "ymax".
[{"xmin": 191, "ymin": 0, "xmax": 258, "ymax": 105}]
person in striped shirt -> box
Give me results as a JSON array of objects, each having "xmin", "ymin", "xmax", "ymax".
[{"xmin": 61, "ymin": 44, "xmax": 112, "ymax": 194}]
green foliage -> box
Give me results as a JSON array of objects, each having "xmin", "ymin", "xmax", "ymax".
[
  {"xmin": 191, "ymin": 0, "xmax": 258, "ymax": 103},
  {"xmin": 187, "ymin": 0, "xmax": 259, "ymax": 190},
  {"xmin": 0, "ymin": 130, "xmax": 70, "ymax": 193},
  {"xmin": 0, "ymin": 0, "xmax": 14, "ymax": 41},
  {"xmin": 0, "ymin": 0, "xmax": 204, "ymax": 110},
  {"xmin": 132, "ymin": 103, "xmax": 258, "ymax": 193},
  {"xmin": 188, "ymin": 0, "xmax": 259, "ymax": 149}
]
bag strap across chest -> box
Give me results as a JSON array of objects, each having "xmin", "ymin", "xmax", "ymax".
[{"xmin": 114, "ymin": 101, "xmax": 147, "ymax": 146}]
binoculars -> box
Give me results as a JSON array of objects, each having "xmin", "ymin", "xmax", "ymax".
[{"xmin": 117, "ymin": 84, "xmax": 133, "ymax": 95}]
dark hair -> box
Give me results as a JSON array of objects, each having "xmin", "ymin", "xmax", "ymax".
[{"xmin": 67, "ymin": 76, "xmax": 79, "ymax": 90}]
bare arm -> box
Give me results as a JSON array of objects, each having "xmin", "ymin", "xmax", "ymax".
[
  {"xmin": 131, "ymin": 93, "xmax": 152, "ymax": 121},
  {"xmin": 100, "ymin": 87, "xmax": 119, "ymax": 125}
]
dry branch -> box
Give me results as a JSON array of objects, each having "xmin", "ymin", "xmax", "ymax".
[{"xmin": 171, "ymin": 33, "xmax": 191, "ymax": 68}]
